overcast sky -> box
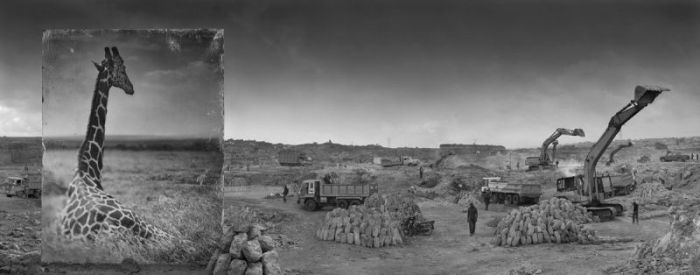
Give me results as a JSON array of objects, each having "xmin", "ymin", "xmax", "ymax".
[
  {"xmin": 1, "ymin": 0, "xmax": 698, "ymax": 148},
  {"xmin": 41, "ymin": 29, "xmax": 223, "ymax": 138}
]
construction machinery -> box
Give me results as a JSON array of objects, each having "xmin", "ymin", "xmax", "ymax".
[
  {"xmin": 526, "ymin": 128, "xmax": 586, "ymax": 171},
  {"xmin": 557, "ymin": 85, "xmax": 669, "ymax": 220},
  {"xmin": 298, "ymin": 178, "xmax": 378, "ymax": 211},
  {"xmin": 482, "ymin": 177, "xmax": 543, "ymax": 205},
  {"xmin": 660, "ymin": 151, "xmax": 690, "ymax": 162},
  {"xmin": 605, "ymin": 140, "xmax": 634, "ymax": 166},
  {"xmin": 4, "ymin": 176, "xmax": 41, "ymax": 198}
]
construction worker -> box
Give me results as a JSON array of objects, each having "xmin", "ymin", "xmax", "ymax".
[
  {"xmin": 482, "ymin": 188, "xmax": 491, "ymax": 211},
  {"xmin": 516, "ymin": 161, "xmax": 520, "ymax": 171},
  {"xmin": 632, "ymin": 201, "xmax": 639, "ymax": 224},
  {"xmin": 467, "ymin": 202, "xmax": 478, "ymax": 236},
  {"xmin": 419, "ymin": 166, "xmax": 424, "ymax": 179},
  {"xmin": 282, "ymin": 184, "xmax": 289, "ymax": 203}
]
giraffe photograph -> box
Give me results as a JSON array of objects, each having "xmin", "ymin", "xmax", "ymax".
[{"xmin": 41, "ymin": 29, "xmax": 224, "ymax": 265}]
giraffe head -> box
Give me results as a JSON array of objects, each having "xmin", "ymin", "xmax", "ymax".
[{"xmin": 93, "ymin": 47, "xmax": 134, "ymax": 95}]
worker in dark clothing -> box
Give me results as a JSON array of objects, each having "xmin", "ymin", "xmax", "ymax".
[
  {"xmin": 419, "ymin": 166, "xmax": 424, "ymax": 179},
  {"xmin": 632, "ymin": 201, "xmax": 639, "ymax": 224},
  {"xmin": 282, "ymin": 184, "xmax": 289, "ymax": 203},
  {"xmin": 482, "ymin": 189, "xmax": 491, "ymax": 211},
  {"xmin": 467, "ymin": 203, "xmax": 478, "ymax": 236}
]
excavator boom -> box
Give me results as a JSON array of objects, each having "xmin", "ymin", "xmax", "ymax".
[
  {"xmin": 581, "ymin": 85, "xmax": 668, "ymax": 219},
  {"xmin": 606, "ymin": 140, "xmax": 633, "ymax": 166}
]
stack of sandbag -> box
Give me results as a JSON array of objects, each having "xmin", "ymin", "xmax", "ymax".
[
  {"xmin": 491, "ymin": 197, "xmax": 599, "ymax": 247},
  {"xmin": 208, "ymin": 224, "xmax": 282, "ymax": 275},
  {"xmin": 315, "ymin": 205, "xmax": 404, "ymax": 248}
]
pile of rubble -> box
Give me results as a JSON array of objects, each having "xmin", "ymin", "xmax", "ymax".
[
  {"xmin": 491, "ymin": 198, "xmax": 599, "ymax": 247},
  {"xmin": 315, "ymin": 205, "xmax": 404, "ymax": 248},
  {"xmin": 632, "ymin": 182, "xmax": 672, "ymax": 202},
  {"xmin": 607, "ymin": 205, "xmax": 700, "ymax": 274},
  {"xmin": 454, "ymin": 190, "xmax": 484, "ymax": 210},
  {"xmin": 207, "ymin": 224, "xmax": 282, "ymax": 275}
]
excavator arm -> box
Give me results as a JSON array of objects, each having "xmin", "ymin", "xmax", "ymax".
[
  {"xmin": 584, "ymin": 86, "xmax": 669, "ymax": 203},
  {"xmin": 605, "ymin": 140, "xmax": 633, "ymax": 166},
  {"xmin": 539, "ymin": 128, "xmax": 586, "ymax": 162}
]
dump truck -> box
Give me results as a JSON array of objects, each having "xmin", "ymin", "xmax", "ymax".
[
  {"xmin": 298, "ymin": 178, "xmax": 378, "ymax": 211},
  {"xmin": 380, "ymin": 156, "xmax": 419, "ymax": 167},
  {"xmin": 278, "ymin": 150, "xmax": 311, "ymax": 166},
  {"xmin": 4, "ymin": 176, "xmax": 41, "ymax": 198},
  {"xmin": 482, "ymin": 177, "xmax": 543, "ymax": 205},
  {"xmin": 660, "ymin": 152, "xmax": 690, "ymax": 162}
]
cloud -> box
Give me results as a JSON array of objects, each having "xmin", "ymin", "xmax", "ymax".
[{"xmin": 0, "ymin": 103, "xmax": 41, "ymax": 136}]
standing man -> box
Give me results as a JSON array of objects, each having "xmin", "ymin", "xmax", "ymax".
[
  {"xmin": 516, "ymin": 161, "xmax": 520, "ymax": 171},
  {"xmin": 484, "ymin": 188, "xmax": 491, "ymax": 211},
  {"xmin": 467, "ymin": 202, "xmax": 478, "ymax": 236},
  {"xmin": 632, "ymin": 201, "xmax": 639, "ymax": 224},
  {"xmin": 419, "ymin": 166, "xmax": 424, "ymax": 179},
  {"xmin": 282, "ymin": 184, "xmax": 289, "ymax": 203}
]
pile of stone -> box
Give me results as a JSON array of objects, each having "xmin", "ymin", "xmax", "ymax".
[
  {"xmin": 367, "ymin": 193, "xmax": 423, "ymax": 223},
  {"xmin": 207, "ymin": 224, "xmax": 282, "ymax": 275},
  {"xmin": 491, "ymin": 198, "xmax": 599, "ymax": 247},
  {"xmin": 454, "ymin": 190, "xmax": 484, "ymax": 210},
  {"xmin": 315, "ymin": 205, "xmax": 404, "ymax": 248},
  {"xmin": 607, "ymin": 206, "xmax": 700, "ymax": 274}
]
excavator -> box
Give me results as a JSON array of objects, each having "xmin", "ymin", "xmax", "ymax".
[
  {"xmin": 605, "ymin": 140, "xmax": 634, "ymax": 166},
  {"xmin": 526, "ymin": 128, "xmax": 586, "ymax": 171},
  {"xmin": 556, "ymin": 85, "xmax": 669, "ymax": 220}
]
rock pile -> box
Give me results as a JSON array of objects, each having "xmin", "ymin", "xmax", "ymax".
[
  {"xmin": 491, "ymin": 198, "xmax": 599, "ymax": 247},
  {"xmin": 454, "ymin": 190, "xmax": 484, "ymax": 210},
  {"xmin": 315, "ymin": 205, "xmax": 404, "ymax": 248},
  {"xmin": 633, "ymin": 182, "xmax": 671, "ymax": 201},
  {"xmin": 608, "ymin": 206, "xmax": 700, "ymax": 274},
  {"xmin": 208, "ymin": 224, "xmax": 282, "ymax": 275}
]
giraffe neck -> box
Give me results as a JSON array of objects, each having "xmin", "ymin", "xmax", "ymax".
[{"xmin": 77, "ymin": 73, "xmax": 110, "ymax": 190}]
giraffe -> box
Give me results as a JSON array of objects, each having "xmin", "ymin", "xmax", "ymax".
[{"xmin": 59, "ymin": 47, "xmax": 174, "ymax": 243}]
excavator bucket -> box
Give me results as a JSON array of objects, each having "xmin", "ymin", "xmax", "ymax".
[
  {"xmin": 573, "ymin": 128, "xmax": 585, "ymax": 137},
  {"xmin": 634, "ymin": 85, "xmax": 670, "ymax": 106}
]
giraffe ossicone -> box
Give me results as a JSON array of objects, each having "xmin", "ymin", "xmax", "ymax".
[{"xmin": 59, "ymin": 46, "xmax": 173, "ymax": 243}]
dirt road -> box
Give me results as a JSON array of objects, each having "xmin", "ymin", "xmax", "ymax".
[{"xmin": 225, "ymin": 186, "xmax": 669, "ymax": 275}]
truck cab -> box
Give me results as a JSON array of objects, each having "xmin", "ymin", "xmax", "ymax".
[{"xmin": 5, "ymin": 177, "xmax": 26, "ymax": 197}]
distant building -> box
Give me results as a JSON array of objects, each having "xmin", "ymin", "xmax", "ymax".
[{"xmin": 438, "ymin": 144, "xmax": 506, "ymax": 157}]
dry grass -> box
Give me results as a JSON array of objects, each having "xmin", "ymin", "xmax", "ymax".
[{"xmin": 41, "ymin": 149, "xmax": 222, "ymax": 264}]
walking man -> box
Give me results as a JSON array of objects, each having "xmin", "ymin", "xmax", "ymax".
[
  {"xmin": 467, "ymin": 202, "xmax": 478, "ymax": 236},
  {"xmin": 632, "ymin": 201, "xmax": 639, "ymax": 224},
  {"xmin": 419, "ymin": 166, "xmax": 424, "ymax": 179},
  {"xmin": 283, "ymin": 184, "xmax": 289, "ymax": 203}
]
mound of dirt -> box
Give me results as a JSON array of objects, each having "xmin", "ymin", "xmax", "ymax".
[
  {"xmin": 491, "ymin": 198, "xmax": 599, "ymax": 247},
  {"xmin": 607, "ymin": 206, "xmax": 700, "ymax": 274},
  {"xmin": 315, "ymin": 205, "xmax": 404, "ymax": 248}
]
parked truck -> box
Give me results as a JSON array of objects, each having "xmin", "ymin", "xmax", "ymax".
[
  {"xmin": 659, "ymin": 152, "xmax": 690, "ymax": 162},
  {"xmin": 482, "ymin": 177, "xmax": 543, "ymax": 205},
  {"xmin": 298, "ymin": 178, "xmax": 378, "ymax": 211},
  {"xmin": 4, "ymin": 176, "xmax": 41, "ymax": 199},
  {"xmin": 380, "ymin": 156, "xmax": 419, "ymax": 167}
]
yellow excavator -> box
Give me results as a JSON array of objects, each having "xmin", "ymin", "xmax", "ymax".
[
  {"xmin": 557, "ymin": 85, "xmax": 669, "ymax": 220},
  {"xmin": 605, "ymin": 140, "xmax": 634, "ymax": 166},
  {"xmin": 526, "ymin": 128, "xmax": 586, "ymax": 171}
]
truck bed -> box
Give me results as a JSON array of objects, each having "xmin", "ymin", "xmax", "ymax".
[{"xmin": 320, "ymin": 183, "xmax": 376, "ymax": 197}]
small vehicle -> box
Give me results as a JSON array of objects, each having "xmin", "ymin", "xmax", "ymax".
[
  {"xmin": 4, "ymin": 176, "xmax": 41, "ymax": 198},
  {"xmin": 401, "ymin": 216, "xmax": 435, "ymax": 236},
  {"xmin": 660, "ymin": 152, "xmax": 690, "ymax": 162}
]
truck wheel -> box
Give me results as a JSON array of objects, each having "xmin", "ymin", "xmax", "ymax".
[
  {"xmin": 304, "ymin": 199, "xmax": 317, "ymax": 211},
  {"xmin": 338, "ymin": 200, "xmax": 349, "ymax": 209},
  {"xmin": 349, "ymin": 200, "xmax": 361, "ymax": 207},
  {"xmin": 513, "ymin": 195, "xmax": 520, "ymax": 205}
]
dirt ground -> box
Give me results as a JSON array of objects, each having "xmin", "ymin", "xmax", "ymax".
[{"xmin": 224, "ymin": 185, "xmax": 670, "ymax": 275}]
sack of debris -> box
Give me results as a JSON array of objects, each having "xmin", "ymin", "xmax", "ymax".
[
  {"xmin": 207, "ymin": 224, "xmax": 282, "ymax": 275},
  {"xmin": 491, "ymin": 197, "xmax": 599, "ymax": 247},
  {"xmin": 315, "ymin": 205, "xmax": 404, "ymax": 248}
]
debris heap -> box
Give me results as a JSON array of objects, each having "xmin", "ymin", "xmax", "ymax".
[
  {"xmin": 316, "ymin": 205, "xmax": 404, "ymax": 248},
  {"xmin": 632, "ymin": 182, "xmax": 673, "ymax": 204},
  {"xmin": 608, "ymin": 206, "xmax": 700, "ymax": 274},
  {"xmin": 454, "ymin": 190, "xmax": 484, "ymax": 210},
  {"xmin": 491, "ymin": 198, "xmax": 599, "ymax": 247},
  {"xmin": 208, "ymin": 224, "xmax": 282, "ymax": 275}
]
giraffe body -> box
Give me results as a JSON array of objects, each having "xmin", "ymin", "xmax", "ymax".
[{"xmin": 59, "ymin": 47, "xmax": 173, "ymax": 243}]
